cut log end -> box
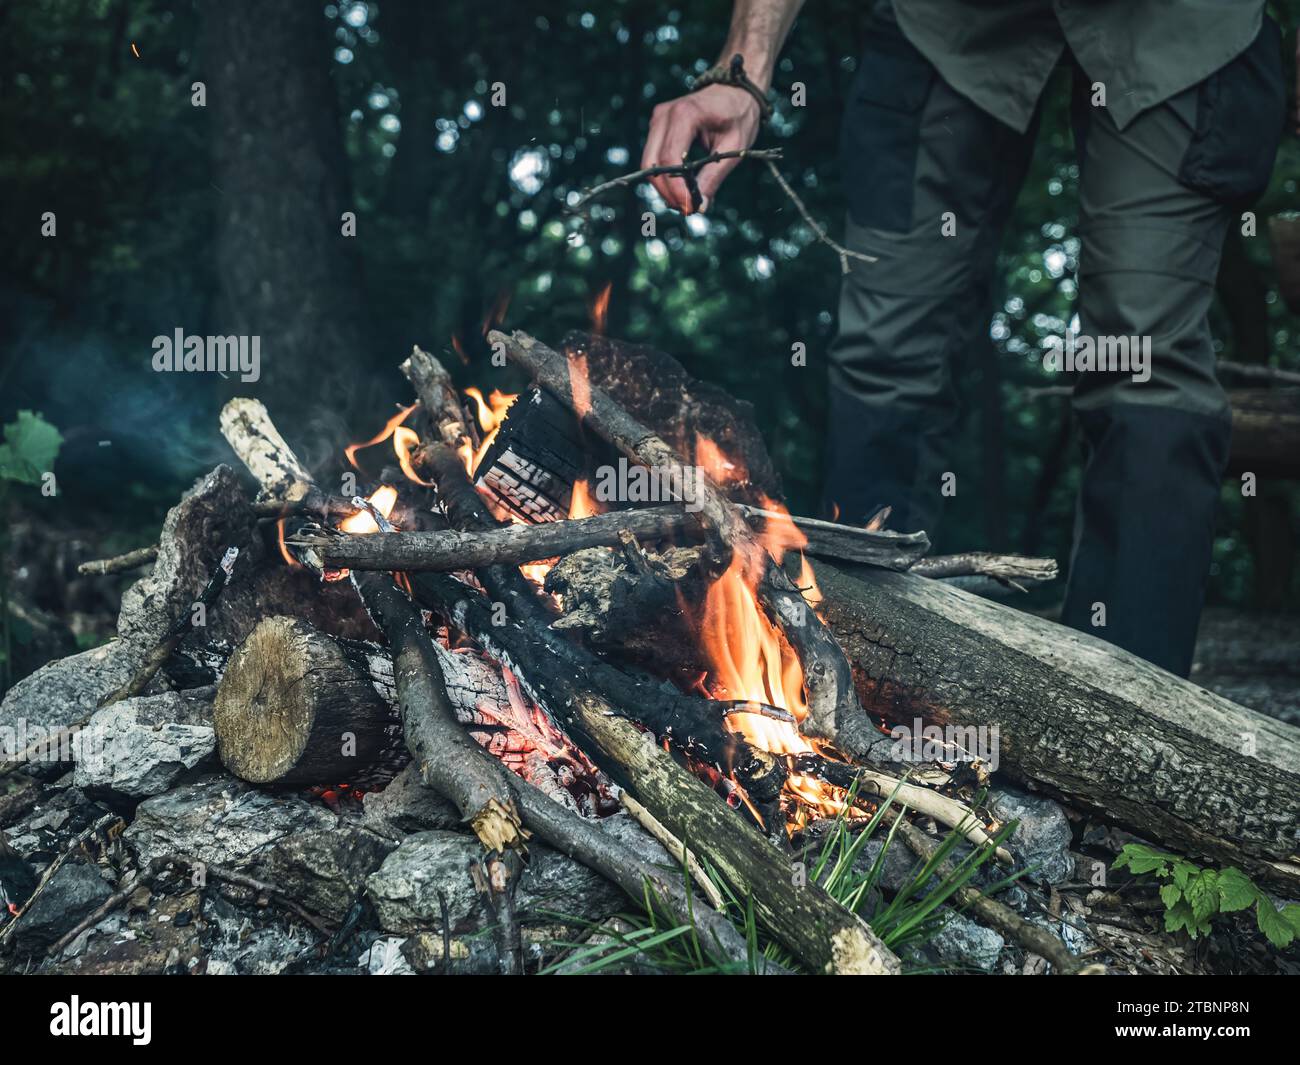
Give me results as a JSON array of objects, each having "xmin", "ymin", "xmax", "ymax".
[{"xmin": 214, "ymin": 615, "xmax": 401, "ymax": 785}]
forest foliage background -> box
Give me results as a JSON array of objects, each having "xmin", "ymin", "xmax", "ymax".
[{"xmin": 2, "ymin": 0, "xmax": 1298, "ymax": 672}]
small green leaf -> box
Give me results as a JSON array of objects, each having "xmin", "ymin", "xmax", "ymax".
[
  {"xmin": 1186, "ymin": 869, "xmax": 1220, "ymax": 922},
  {"xmin": 1164, "ymin": 900, "xmax": 1195, "ymax": 935},
  {"xmin": 1256, "ymin": 898, "xmax": 1296, "ymax": 949},
  {"xmin": 1171, "ymin": 860, "xmax": 1198, "ymax": 890},
  {"xmin": 0, "ymin": 411, "xmax": 62, "ymax": 486},
  {"xmin": 1215, "ymin": 868, "xmax": 1258, "ymax": 913},
  {"xmin": 1281, "ymin": 905, "xmax": 1300, "ymax": 936},
  {"xmin": 1159, "ymin": 882, "xmax": 1183, "ymax": 910},
  {"xmin": 1114, "ymin": 844, "xmax": 1173, "ymax": 877}
]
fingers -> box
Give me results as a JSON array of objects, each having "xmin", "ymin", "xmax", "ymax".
[
  {"xmin": 643, "ymin": 98, "xmax": 704, "ymax": 213},
  {"xmin": 655, "ymin": 108, "xmax": 703, "ymax": 212}
]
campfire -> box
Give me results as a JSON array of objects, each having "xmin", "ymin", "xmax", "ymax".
[
  {"xmin": 10, "ymin": 320, "xmax": 1293, "ymax": 978},
  {"xmin": 204, "ymin": 323, "xmax": 1036, "ymax": 975}
]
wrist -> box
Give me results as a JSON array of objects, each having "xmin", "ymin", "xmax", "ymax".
[{"xmin": 716, "ymin": 41, "xmax": 775, "ymax": 91}]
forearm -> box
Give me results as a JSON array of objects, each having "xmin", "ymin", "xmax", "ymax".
[{"xmin": 715, "ymin": 0, "xmax": 806, "ymax": 91}]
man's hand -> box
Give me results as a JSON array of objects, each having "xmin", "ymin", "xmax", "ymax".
[{"xmin": 641, "ymin": 85, "xmax": 762, "ymax": 214}]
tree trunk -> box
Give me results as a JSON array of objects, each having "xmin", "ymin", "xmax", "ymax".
[{"xmin": 203, "ymin": 0, "xmax": 374, "ymax": 423}]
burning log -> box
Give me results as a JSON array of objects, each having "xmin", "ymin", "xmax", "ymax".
[
  {"xmin": 814, "ymin": 562, "xmax": 1300, "ymax": 892},
  {"xmin": 492, "ymin": 329, "xmax": 870, "ymax": 762},
  {"xmin": 213, "ymin": 616, "xmax": 405, "ymax": 786}
]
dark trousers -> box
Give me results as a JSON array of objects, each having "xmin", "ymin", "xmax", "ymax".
[{"xmin": 826, "ymin": 10, "xmax": 1284, "ymax": 675}]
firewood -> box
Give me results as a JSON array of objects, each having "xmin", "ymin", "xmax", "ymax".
[
  {"xmin": 292, "ymin": 502, "xmax": 936, "ymax": 574},
  {"xmin": 411, "ymin": 568, "xmax": 902, "ymax": 975},
  {"xmin": 908, "ymin": 552, "xmax": 1059, "ymax": 585},
  {"xmin": 815, "ymin": 561, "xmax": 1300, "ymax": 892},
  {"xmin": 217, "ymin": 394, "xmax": 763, "ymax": 972},
  {"xmin": 77, "ymin": 546, "xmax": 159, "ymax": 576},
  {"xmin": 222, "ymin": 402, "xmax": 530, "ymax": 848},
  {"xmin": 213, "ymin": 616, "xmax": 405, "ymax": 786}
]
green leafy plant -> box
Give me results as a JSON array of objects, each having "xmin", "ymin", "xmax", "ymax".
[
  {"xmin": 1113, "ymin": 843, "xmax": 1300, "ymax": 947},
  {"xmin": 543, "ymin": 782, "xmax": 1018, "ymax": 975}
]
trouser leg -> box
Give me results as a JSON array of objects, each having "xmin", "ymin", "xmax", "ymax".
[
  {"xmin": 825, "ymin": 6, "xmax": 1037, "ymax": 532},
  {"xmin": 1060, "ymin": 84, "xmax": 1234, "ymax": 676}
]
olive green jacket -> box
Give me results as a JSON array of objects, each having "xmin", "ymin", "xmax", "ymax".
[{"xmin": 893, "ymin": 0, "xmax": 1266, "ymax": 132}]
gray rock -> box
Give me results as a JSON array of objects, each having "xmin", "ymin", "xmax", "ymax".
[
  {"xmin": 854, "ymin": 834, "xmax": 924, "ymax": 894},
  {"xmin": 0, "ymin": 641, "xmax": 142, "ymax": 736},
  {"xmin": 988, "ymin": 785, "xmax": 1074, "ymax": 885},
  {"xmin": 73, "ymin": 690, "xmax": 216, "ymax": 798},
  {"xmin": 367, "ymin": 811, "xmax": 670, "ymax": 936},
  {"xmin": 125, "ymin": 773, "xmax": 337, "ymax": 870},
  {"xmin": 931, "ymin": 911, "xmax": 1005, "ymax": 972},
  {"xmin": 264, "ymin": 823, "xmax": 395, "ymax": 921},
  {"xmin": 10, "ymin": 859, "xmax": 114, "ymax": 952},
  {"xmin": 360, "ymin": 762, "xmax": 461, "ymax": 839}
]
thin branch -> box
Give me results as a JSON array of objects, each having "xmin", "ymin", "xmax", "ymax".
[
  {"xmin": 77, "ymin": 546, "xmax": 158, "ymax": 576},
  {"xmin": 762, "ymin": 159, "xmax": 877, "ymax": 275},
  {"xmin": 567, "ymin": 147, "xmax": 785, "ymax": 214},
  {"xmin": 568, "ymin": 147, "xmax": 878, "ymax": 275}
]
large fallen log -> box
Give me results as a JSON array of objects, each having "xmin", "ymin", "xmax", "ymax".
[{"xmin": 814, "ymin": 561, "xmax": 1300, "ymax": 892}]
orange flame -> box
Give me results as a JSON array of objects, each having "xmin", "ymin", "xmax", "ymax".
[
  {"xmin": 345, "ymin": 404, "xmax": 417, "ymax": 470},
  {"xmin": 276, "ymin": 517, "xmax": 301, "ymax": 567},
  {"xmin": 339, "ymin": 485, "xmax": 398, "ymax": 534},
  {"xmin": 463, "ymin": 387, "xmax": 518, "ymax": 475},
  {"xmin": 694, "ymin": 433, "xmax": 747, "ymax": 487},
  {"xmin": 568, "ymin": 478, "xmax": 601, "ymax": 519},
  {"xmin": 692, "ymin": 450, "xmax": 848, "ymax": 826}
]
